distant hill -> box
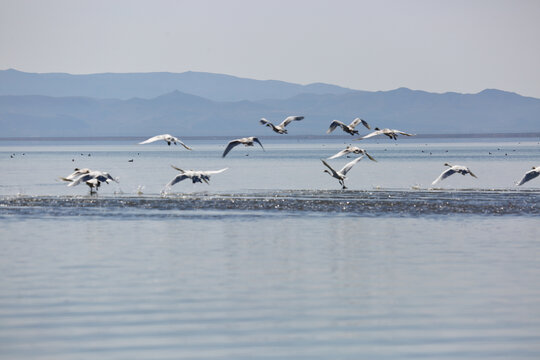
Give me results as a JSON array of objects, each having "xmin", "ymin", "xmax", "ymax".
[
  {"xmin": 1, "ymin": 87, "xmax": 539, "ymax": 137},
  {"xmin": 0, "ymin": 69, "xmax": 353, "ymax": 101}
]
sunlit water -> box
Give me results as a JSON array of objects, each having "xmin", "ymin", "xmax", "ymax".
[{"xmin": 1, "ymin": 137, "xmax": 540, "ymax": 359}]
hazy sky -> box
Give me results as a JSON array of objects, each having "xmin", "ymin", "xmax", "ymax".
[{"xmin": 1, "ymin": 0, "xmax": 540, "ymax": 97}]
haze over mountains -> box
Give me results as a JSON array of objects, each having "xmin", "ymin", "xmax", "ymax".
[{"xmin": 1, "ymin": 69, "xmax": 539, "ymax": 137}]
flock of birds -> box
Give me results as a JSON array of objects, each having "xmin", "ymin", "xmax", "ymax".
[{"xmin": 60, "ymin": 116, "xmax": 540, "ymax": 193}]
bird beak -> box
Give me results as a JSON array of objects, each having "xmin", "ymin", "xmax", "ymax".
[{"xmin": 470, "ymin": 172, "xmax": 477, "ymax": 178}]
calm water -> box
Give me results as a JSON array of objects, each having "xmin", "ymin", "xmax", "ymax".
[{"xmin": 1, "ymin": 137, "xmax": 540, "ymax": 359}]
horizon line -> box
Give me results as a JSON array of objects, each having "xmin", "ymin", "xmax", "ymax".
[{"xmin": 1, "ymin": 132, "xmax": 539, "ymax": 142}]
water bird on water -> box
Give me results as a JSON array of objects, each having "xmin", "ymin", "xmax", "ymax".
[
  {"xmin": 259, "ymin": 116, "xmax": 304, "ymax": 134},
  {"xmin": 139, "ymin": 134, "xmax": 192, "ymax": 150},
  {"xmin": 166, "ymin": 165, "xmax": 228, "ymax": 187},
  {"xmin": 321, "ymin": 156, "xmax": 364, "ymax": 189},
  {"xmin": 328, "ymin": 145, "xmax": 376, "ymax": 161},
  {"xmin": 326, "ymin": 118, "xmax": 370, "ymax": 136},
  {"xmin": 63, "ymin": 170, "xmax": 118, "ymax": 194},
  {"xmin": 431, "ymin": 163, "xmax": 477, "ymax": 185},
  {"xmin": 516, "ymin": 166, "xmax": 540, "ymax": 186},
  {"xmin": 357, "ymin": 128, "xmax": 415, "ymax": 140},
  {"xmin": 222, "ymin": 137, "xmax": 264, "ymax": 157}
]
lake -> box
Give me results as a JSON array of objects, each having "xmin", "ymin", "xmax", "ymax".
[{"xmin": 1, "ymin": 136, "xmax": 539, "ymax": 359}]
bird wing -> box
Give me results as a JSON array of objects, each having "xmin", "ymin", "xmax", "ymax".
[
  {"xmin": 252, "ymin": 137, "xmax": 265, "ymax": 151},
  {"xmin": 166, "ymin": 174, "xmax": 190, "ymax": 187},
  {"xmin": 170, "ymin": 165, "xmax": 185, "ymax": 173},
  {"xmin": 517, "ymin": 169, "xmax": 540, "ymax": 186},
  {"xmin": 327, "ymin": 148, "xmax": 349, "ymax": 159},
  {"xmin": 176, "ymin": 139, "xmax": 192, "ymax": 150},
  {"xmin": 101, "ymin": 173, "xmax": 117, "ymax": 183},
  {"xmin": 327, "ymin": 120, "xmax": 345, "ymax": 134},
  {"xmin": 222, "ymin": 140, "xmax": 241, "ymax": 158},
  {"xmin": 201, "ymin": 168, "xmax": 229, "ymax": 176},
  {"xmin": 394, "ymin": 130, "xmax": 415, "ymax": 136},
  {"xmin": 279, "ymin": 116, "xmax": 304, "ymax": 128},
  {"xmin": 357, "ymin": 130, "xmax": 383, "ymax": 140},
  {"xmin": 139, "ymin": 134, "xmax": 166, "ymax": 144},
  {"xmin": 364, "ymin": 151, "xmax": 377, "ymax": 162},
  {"xmin": 321, "ymin": 159, "xmax": 338, "ymax": 176},
  {"xmin": 431, "ymin": 168, "xmax": 456, "ymax": 185},
  {"xmin": 68, "ymin": 173, "xmax": 93, "ymax": 187},
  {"xmin": 259, "ymin": 118, "xmax": 271, "ymax": 126},
  {"xmin": 350, "ymin": 118, "xmax": 370, "ymax": 130},
  {"xmin": 339, "ymin": 156, "xmax": 364, "ymax": 175}
]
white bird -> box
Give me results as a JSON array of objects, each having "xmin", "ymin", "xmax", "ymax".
[
  {"xmin": 139, "ymin": 134, "xmax": 192, "ymax": 150},
  {"xmin": 65, "ymin": 170, "xmax": 118, "ymax": 193},
  {"xmin": 260, "ymin": 116, "xmax": 304, "ymax": 134},
  {"xmin": 321, "ymin": 156, "xmax": 364, "ymax": 189},
  {"xmin": 327, "ymin": 118, "xmax": 370, "ymax": 136},
  {"xmin": 516, "ymin": 166, "xmax": 540, "ymax": 186},
  {"xmin": 328, "ymin": 146, "xmax": 376, "ymax": 161},
  {"xmin": 166, "ymin": 165, "xmax": 228, "ymax": 187},
  {"xmin": 357, "ymin": 127, "xmax": 415, "ymax": 140},
  {"xmin": 222, "ymin": 137, "xmax": 264, "ymax": 158},
  {"xmin": 431, "ymin": 163, "xmax": 477, "ymax": 185}
]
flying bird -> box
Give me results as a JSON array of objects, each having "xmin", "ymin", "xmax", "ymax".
[
  {"xmin": 259, "ymin": 116, "xmax": 304, "ymax": 134},
  {"xmin": 64, "ymin": 170, "xmax": 118, "ymax": 194},
  {"xmin": 516, "ymin": 166, "xmax": 540, "ymax": 186},
  {"xmin": 327, "ymin": 118, "xmax": 370, "ymax": 136},
  {"xmin": 431, "ymin": 163, "xmax": 477, "ymax": 185},
  {"xmin": 328, "ymin": 146, "xmax": 376, "ymax": 161},
  {"xmin": 321, "ymin": 156, "xmax": 364, "ymax": 189},
  {"xmin": 166, "ymin": 165, "xmax": 228, "ymax": 187},
  {"xmin": 139, "ymin": 134, "xmax": 192, "ymax": 150},
  {"xmin": 222, "ymin": 137, "xmax": 264, "ymax": 158},
  {"xmin": 357, "ymin": 127, "xmax": 415, "ymax": 140}
]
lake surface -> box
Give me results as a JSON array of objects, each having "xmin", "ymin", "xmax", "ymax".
[{"xmin": 1, "ymin": 137, "xmax": 539, "ymax": 359}]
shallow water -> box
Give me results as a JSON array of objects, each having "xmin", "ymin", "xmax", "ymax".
[{"xmin": 1, "ymin": 137, "xmax": 540, "ymax": 359}]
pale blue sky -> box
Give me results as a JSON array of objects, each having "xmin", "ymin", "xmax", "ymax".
[{"xmin": 1, "ymin": 0, "xmax": 540, "ymax": 97}]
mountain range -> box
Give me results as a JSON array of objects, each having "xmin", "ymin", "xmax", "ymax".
[{"xmin": 1, "ymin": 69, "xmax": 539, "ymax": 137}]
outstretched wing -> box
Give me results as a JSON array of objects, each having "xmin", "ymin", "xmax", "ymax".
[
  {"xmin": 252, "ymin": 137, "xmax": 265, "ymax": 151},
  {"xmin": 517, "ymin": 169, "xmax": 540, "ymax": 186},
  {"xmin": 339, "ymin": 156, "xmax": 363, "ymax": 175},
  {"xmin": 279, "ymin": 116, "xmax": 304, "ymax": 128},
  {"xmin": 222, "ymin": 140, "xmax": 241, "ymax": 158},
  {"xmin": 321, "ymin": 159, "xmax": 338, "ymax": 176},
  {"xmin": 350, "ymin": 118, "xmax": 370, "ymax": 130},
  {"xmin": 201, "ymin": 168, "xmax": 229, "ymax": 176},
  {"xmin": 431, "ymin": 168, "xmax": 456, "ymax": 185},
  {"xmin": 327, "ymin": 120, "xmax": 346, "ymax": 134},
  {"xmin": 394, "ymin": 130, "xmax": 415, "ymax": 137},
  {"xmin": 259, "ymin": 118, "xmax": 272, "ymax": 126},
  {"xmin": 139, "ymin": 134, "xmax": 166, "ymax": 144},
  {"xmin": 357, "ymin": 130, "xmax": 383, "ymax": 140},
  {"xmin": 166, "ymin": 174, "xmax": 190, "ymax": 187},
  {"xmin": 67, "ymin": 173, "xmax": 94, "ymax": 187},
  {"xmin": 364, "ymin": 151, "xmax": 377, "ymax": 162},
  {"xmin": 327, "ymin": 148, "xmax": 349, "ymax": 159},
  {"xmin": 175, "ymin": 139, "xmax": 192, "ymax": 150},
  {"xmin": 170, "ymin": 165, "xmax": 185, "ymax": 173}
]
